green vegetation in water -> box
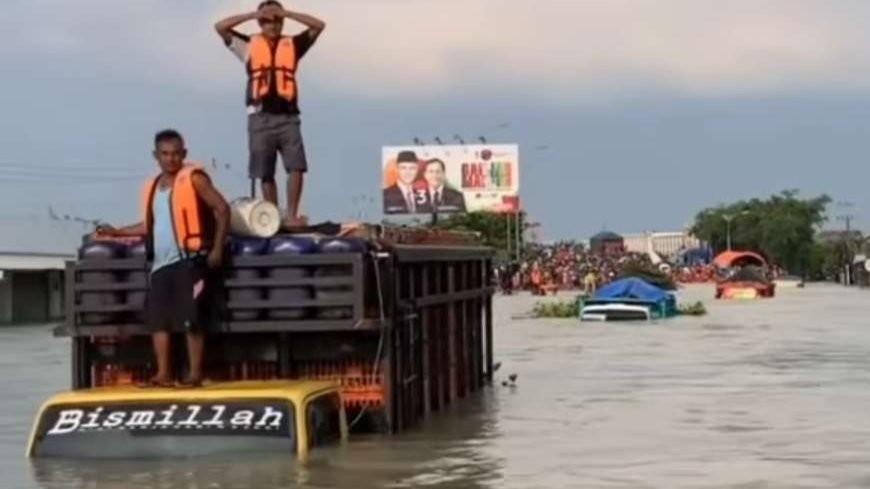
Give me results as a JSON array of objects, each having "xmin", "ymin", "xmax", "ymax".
[
  {"xmin": 531, "ymin": 300, "xmax": 579, "ymax": 318},
  {"xmin": 678, "ymin": 301, "xmax": 707, "ymax": 316}
]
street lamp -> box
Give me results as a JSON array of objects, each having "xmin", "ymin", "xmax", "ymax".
[{"xmin": 722, "ymin": 211, "xmax": 749, "ymax": 251}]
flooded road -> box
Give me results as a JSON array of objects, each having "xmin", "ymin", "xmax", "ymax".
[{"xmin": 4, "ymin": 284, "xmax": 870, "ymax": 488}]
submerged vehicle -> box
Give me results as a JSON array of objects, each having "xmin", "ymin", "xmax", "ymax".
[
  {"xmin": 28, "ymin": 381, "xmax": 345, "ymax": 459},
  {"xmin": 773, "ymin": 275, "xmax": 805, "ymax": 289},
  {"xmin": 28, "ymin": 225, "xmax": 496, "ymax": 459},
  {"xmin": 579, "ymin": 277, "xmax": 677, "ymax": 322},
  {"xmin": 713, "ymin": 251, "xmax": 775, "ymax": 300}
]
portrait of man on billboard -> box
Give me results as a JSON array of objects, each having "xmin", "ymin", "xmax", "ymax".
[
  {"xmin": 420, "ymin": 158, "xmax": 466, "ymax": 213},
  {"xmin": 383, "ymin": 150, "xmax": 425, "ymax": 214}
]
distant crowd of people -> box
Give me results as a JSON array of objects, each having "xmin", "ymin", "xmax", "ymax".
[{"xmin": 495, "ymin": 242, "xmax": 716, "ymax": 295}]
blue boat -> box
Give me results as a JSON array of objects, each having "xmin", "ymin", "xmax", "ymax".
[{"xmin": 579, "ymin": 277, "xmax": 677, "ymax": 322}]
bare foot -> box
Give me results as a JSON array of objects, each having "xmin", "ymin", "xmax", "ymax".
[
  {"xmin": 176, "ymin": 375, "xmax": 204, "ymax": 388},
  {"xmin": 139, "ymin": 375, "xmax": 174, "ymax": 388},
  {"xmin": 285, "ymin": 215, "xmax": 309, "ymax": 228}
]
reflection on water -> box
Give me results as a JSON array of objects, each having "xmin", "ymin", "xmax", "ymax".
[{"xmin": 6, "ymin": 285, "xmax": 870, "ymax": 488}]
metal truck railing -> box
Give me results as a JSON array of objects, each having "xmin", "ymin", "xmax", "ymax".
[{"xmin": 59, "ymin": 242, "xmax": 495, "ymax": 434}]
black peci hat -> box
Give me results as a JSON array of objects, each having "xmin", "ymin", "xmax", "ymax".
[{"xmin": 396, "ymin": 151, "xmax": 418, "ymax": 164}]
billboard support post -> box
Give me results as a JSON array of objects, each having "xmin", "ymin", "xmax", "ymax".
[
  {"xmin": 515, "ymin": 210, "xmax": 522, "ymax": 262},
  {"xmin": 505, "ymin": 213, "xmax": 512, "ymax": 258}
]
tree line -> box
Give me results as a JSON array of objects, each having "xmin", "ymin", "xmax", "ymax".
[
  {"xmin": 690, "ymin": 190, "xmax": 833, "ymax": 277},
  {"xmin": 393, "ymin": 189, "xmax": 857, "ymax": 280}
]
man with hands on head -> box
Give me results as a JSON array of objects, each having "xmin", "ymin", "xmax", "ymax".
[{"xmin": 214, "ymin": 1, "xmax": 326, "ymax": 228}]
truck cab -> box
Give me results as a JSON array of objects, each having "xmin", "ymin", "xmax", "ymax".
[{"xmin": 28, "ymin": 380, "xmax": 347, "ymax": 459}]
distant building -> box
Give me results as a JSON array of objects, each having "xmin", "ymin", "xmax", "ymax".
[
  {"xmin": 589, "ymin": 231, "xmax": 625, "ymax": 255},
  {"xmin": 0, "ymin": 252, "xmax": 72, "ymax": 324},
  {"xmin": 816, "ymin": 230, "xmax": 863, "ymax": 244},
  {"xmin": 621, "ymin": 231, "xmax": 701, "ymax": 258}
]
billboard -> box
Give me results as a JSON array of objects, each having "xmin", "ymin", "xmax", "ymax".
[{"xmin": 382, "ymin": 144, "xmax": 519, "ymax": 215}]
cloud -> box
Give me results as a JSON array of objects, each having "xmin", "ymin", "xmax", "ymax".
[{"xmin": 6, "ymin": 0, "xmax": 870, "ymax": 101}]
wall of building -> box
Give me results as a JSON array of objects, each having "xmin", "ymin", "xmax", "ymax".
[
  {"xmin": 0, "ymin": 273, "xmax": 12, "ymax": 324},
  {"xmin": 0, "ymin": 270, "xmax": 65, "ymax": 324},
  {"xmin": 48, "ymin": 270, "xmax": 64, "ymax": 320},
  {"xmin": 622, "ymin": 232, "xmax": 702, "ymax": 257},
  {"xmin": 12, "ymin": 271, "xmax": 49, "ymax": 323}
]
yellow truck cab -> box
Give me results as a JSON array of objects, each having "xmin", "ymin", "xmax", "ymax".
[{"xmin": 28, "ymin": 380, "xmax": 347, "ymax": 459}]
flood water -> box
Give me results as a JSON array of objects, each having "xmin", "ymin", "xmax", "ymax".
[{"xmin": 4, "ymin": 284, "xmax": 870, "ymax": 488}]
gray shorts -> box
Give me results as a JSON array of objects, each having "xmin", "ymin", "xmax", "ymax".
[{"xmin": 248, "ymin": 112, "xmax": 308, "ymax": 179}]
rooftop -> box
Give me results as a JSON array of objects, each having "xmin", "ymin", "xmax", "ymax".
[{"xmin": 0, "ymin": 251, "xmax": 74, "ymax": 271}]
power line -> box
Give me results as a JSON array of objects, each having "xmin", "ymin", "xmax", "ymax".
[
  {"xmin": 0, "ymin": 175, "xmax": 144, "ymax": 184},
  {"xmin": 0, "ymin": 162, "xmax": 148, "ymax": 175}
]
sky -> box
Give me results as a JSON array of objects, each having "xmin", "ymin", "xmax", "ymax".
[{"xmin": 2, "ymin": 0, "xmax": 870, "ymax": 252}]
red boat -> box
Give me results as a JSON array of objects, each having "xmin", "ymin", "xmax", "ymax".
[{"xmin": 713, "ymin": 251, "xmax": 776, "ymax": 299}]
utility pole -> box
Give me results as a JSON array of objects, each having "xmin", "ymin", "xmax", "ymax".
[
  {"xmin": 723, "ymin": 214, "xmax": 734, "ymax": 251},
  {"xmin": 836, "ymin": 201, "xmax": 855, "ymax": 286},
  {"xmin": 722, "ymin": 211, "xmax": 748, "ymax": 251}
]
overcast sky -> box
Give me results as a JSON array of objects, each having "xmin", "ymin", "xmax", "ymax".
[{"xmin": 2, "ymin": 0, "xmax": 870, "ymax": 252}]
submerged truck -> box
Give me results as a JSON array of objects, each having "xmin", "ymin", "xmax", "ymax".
[{"xmin": 28, "ymin": 225, "xmax": 495, "ymax": 459}]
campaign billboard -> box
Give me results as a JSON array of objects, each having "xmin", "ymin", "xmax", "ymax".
[{"xmin": 382, "ymin": 144, "xmax": 519, "ymax": 215}]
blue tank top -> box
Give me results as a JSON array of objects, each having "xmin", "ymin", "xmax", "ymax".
[{"xmin": 151, "ymin": 187, "xmax": 183, "ymax": 274}]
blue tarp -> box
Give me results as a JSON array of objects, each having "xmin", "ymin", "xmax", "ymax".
[
  {"xmin": 677, "ymin": 246, "xmax": 713, "ymax": 266},
  {"xmin": 593, "ymin": 277, "xmax": 670, "ymax": 302}
]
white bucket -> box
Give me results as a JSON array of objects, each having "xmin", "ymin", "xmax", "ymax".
[{"xmin": 230, "ymin": 198, "xmax": 281, "ymax": 238}]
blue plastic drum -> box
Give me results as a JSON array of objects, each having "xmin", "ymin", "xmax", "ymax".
[
  {"xmin": 125, "ymin": 242, "xmax": 148, "ymax": 323},
  {"xmin": 78, "ymin": 241, "xmax": 126, "ymax": 325},
  {"xmin": 314, "ymin": 238, "xmax": 368, "ymax": 320},
  {"xmin": 228, "ymin": 237, "xmax": 270, "ymax": 321},
  {"xmin": 267, "ymin": 236, "xmax": 317, "ymax": 319}
]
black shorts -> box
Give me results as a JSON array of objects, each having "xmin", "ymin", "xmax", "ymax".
[
  {"xmin": 146, "ymin": 260, "xmax": 218, "ymax": 333},
  {"xmin": 248, "ymin": 112, "xmax": 308, "ymax": 179}
]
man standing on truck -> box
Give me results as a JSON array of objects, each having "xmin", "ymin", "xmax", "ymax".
[
  {"xmin": 214, "ymin": 1, "xmax": 326, "ymax": 227},
  {"xmin": 98, "ymin": 129, "xmax": 231, "ymax": 387}
]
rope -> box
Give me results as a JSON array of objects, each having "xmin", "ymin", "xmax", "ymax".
[{"xmin": 348, "ymin": 250, "xmax": 389, "ymax": 430}]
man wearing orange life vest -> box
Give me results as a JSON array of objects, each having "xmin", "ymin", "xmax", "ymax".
[
  {"xmin": 215, "ymin": 1, "xmax": 326, "ymax": 227},
  {"xmin": 98, "ymin": 130, "xmax": 230, "ymax": 387}
]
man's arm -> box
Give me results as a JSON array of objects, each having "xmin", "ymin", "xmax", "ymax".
[
  {"xmin": 191, "ymin": 173, "xmax": 231, "ymax": 266},
  {"xmin": 97, "ymin": 222, "xmax": 146, "ymax": 237},
  {"xmin": 214, "ymin": 11, "xmax": 261, "ymax": 43},
  {"xmin": 283, "ymin": 9, "xmax": 326, "ymax": 35}
]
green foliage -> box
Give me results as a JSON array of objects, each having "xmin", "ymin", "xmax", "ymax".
[
  {"xmin": 381, "ymin": 211, "xmax": 526, "ymax": 262},
  {"xmin": 807, "ymin": 237, "xmax": 862, "ymax": 281},
  {"xmin": 690, "ymin": 190, "xmax": 831, "ymax": 274},
  {"xmin": 678, "ymin": 301, "xmax": 707, "ymax": 316},
  {"xmin": 531, "ymin": 299, "xmax": 579, "ymax": 318},
  {"xmin": 430, "ymin": 211, "xmax": 528, "ymax": 260},
  {"xmin": 616, "ymin": 261, "xmax": 677, "ymax": 290}
]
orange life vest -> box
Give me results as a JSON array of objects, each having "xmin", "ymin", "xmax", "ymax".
[
  {"xmin": 247, "ymin": 34, "xmax": 297, "ymax": 105},
  {"xmin": 141, "ymin": 163, "xmax": 211, "ymax": 257}
]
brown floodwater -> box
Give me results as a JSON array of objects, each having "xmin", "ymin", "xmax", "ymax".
[{"xmin": 4, "ymin": 284, "xmax": 870, "ymax": 488}]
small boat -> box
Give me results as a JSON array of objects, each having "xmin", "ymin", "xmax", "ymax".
[
  {"xmin": 716, "ymin": 281, "xmax": 775, "ymax": 299},
  {"xmin": 713, "ymin": 251, "xmax": 775, "ymax": 300},
  {"xmin": 580, "ymin": 277, "xmax": 677, "ymax": 322}
]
